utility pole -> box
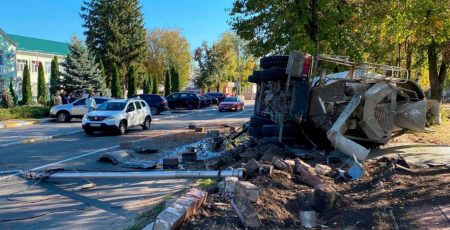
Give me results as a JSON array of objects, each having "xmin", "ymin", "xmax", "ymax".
[{"xmin": 238, "ymin": 44, "xmax": 241, "ymax": 97}]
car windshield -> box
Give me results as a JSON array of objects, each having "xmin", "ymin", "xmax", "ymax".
[
  {"xmin": 96, "ymin": 102, "xmax": 127, "ymax": 111},
  {"xmin": 223, "ymin": 97, "xmax": 237, "ymax": 102}
]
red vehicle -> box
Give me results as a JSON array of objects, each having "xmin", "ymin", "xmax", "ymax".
[{"xmin": 218, "ymin": 97, "xmax": 245, "ymax": 112}]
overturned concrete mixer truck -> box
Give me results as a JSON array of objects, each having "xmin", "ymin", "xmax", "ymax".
[{"xmin": 247, "ymin": 51, "xmax": 435, "ymax": 162}]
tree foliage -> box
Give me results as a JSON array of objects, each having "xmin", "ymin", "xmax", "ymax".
[
  {"xmin": 59, "ymin": 35, "xmax": 104, "ymax": 93},
  {"xmin": 143, "ymin": 72, "xmax": 153, "ymax": 94},
  {"xmin": 81, "ymin": 0, "xmax": 147, "ymax": 97},
  {"xmin": 127, "ymin": 66, "xmax": 137, "ymax": 98},
  {"xmin": 152, "ymin": 77, "xmax": 158, "ymax": 95},
  {"xmin": 111, "ymin": 63, "xmax": 122, "ymax": 98},
  {"xmin": 2, "ymin": 84, "xmax": 14, "ymax": 108},
  {"xmin": 170, "ymin": 67, "xmax": 181, "ymax": 93},
  {"xmin": 37, "ymin": 62, "xmax": 47, "ymax": 105},
  {"xmin": 146, "ymin": 27, "xmax": 192, "ymax": 88},
  {"xmin": 50, "ymin": 56, "xmax": 59, "ymax": 96},
  {"xmin": 21, "ymin": 63, "xmax": 32, "ymax": 105},
  {"xmin": 9, "ymin": 77, "xmax": 14, "ymax": 98},
  {"xmin": 164, "ymin": 69, "xmax": 171, "ymax": 96}
]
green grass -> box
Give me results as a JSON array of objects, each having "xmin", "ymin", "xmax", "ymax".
[
  {"xmin": 195, "ymin": 178, "xmax": 217, "ymax": 189},
  {"xmin": 164, "ymin": 194, "xmax": 174, "ymax": 199}
]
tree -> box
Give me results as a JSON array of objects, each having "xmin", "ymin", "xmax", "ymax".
[
  {"xmin": 37, "ymin": 61, "xmax": 47, "ymax": 105},
  {"xmin": 127, "ymin": 66, "xmax": 137, "ymax": 98},
  {"xmin": 152, "ymin": 77, "xmax": 158, "ymax": 95},
  {"xmin": 170, "ymin": 67, "xmax": 181, "ymax": 93},
  {"xmin": 164, "ymin": 69, "xmax": 171, "ymax": 96},
  {"xmin": 50, "ymin": 56, "xmax": 59, "ymax": 96},
  {"xmin": 147, "ymin": 72, "xmax": 153, "ymax": 94},
  {"xmin": 9, "ymin": 78, "xmax": 14, "ymax": 98},
  {"xmin": 21, "ymin": 63, "xmax": 32, "ymax": 105},
  {"xmin": 81, "ymin": 0, "xmax": 147, "ymax": 98},
  {"xmin": 2, "ymin": 85, "xmax": 14, "ymax": 108},
  {"xmin": 146, "ymin": 27, "xmax": 192, "ymax": 89},
  {"xmin": 59, "ymin": 34, "xmax": 104, "ymax": 93},
  {"xmin": 100, "ymin": 59, "xmax": 108, "ymax": 96},
  {"xmin": 111, "ymin": 63, "xmax": 122, "ymax": 98}
]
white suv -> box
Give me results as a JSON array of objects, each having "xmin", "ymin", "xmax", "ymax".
[{"xmin": 82, "ymin": 99, "xmax": 152, "ymax": 135}]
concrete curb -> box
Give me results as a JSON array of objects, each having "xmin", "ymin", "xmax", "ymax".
[
  {"xmin": 0, "ymin": 130, "xmax": 84, "ymax": 148},
  {"xmin": 0, "ymin": 118, "xmax": 55, "ymax": 129}
]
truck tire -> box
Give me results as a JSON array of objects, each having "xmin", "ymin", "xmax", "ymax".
[
  {"xmin": 247, "ymin": 126, "xmax": 262, "ymax": 138},
  {"xmin": 260, "ymin": 68, "xmax": 288, "ymax": 82},
  {"xmin": 250, "ymin": 115, "xmax": 273, "ymax": 127},
  {"xmin": 261, "ymin": 137, "xmax": 297, "ymax": 146},
  {"xmin": 261, "ymin": 124, "xmax": 297, "ymax": 137},
  {"xmin": 260, "ymin": 55, "xmax": 289, "ymax": 69},
  {"xmin": 248, "ymin": 71, "xmax": 261, "ymax": 83}
]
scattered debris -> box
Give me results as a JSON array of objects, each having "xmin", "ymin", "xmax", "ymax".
[
  {"xmin": 244, "ymin": 158, "xmax": 260, "ymax": 175},
  {"xmin": 231, "ymin": 195, "xmax": 262, "ymax": 228},
  {"xmin": 272, "ymin": 157, "xmax": 293, "ymax": 173},
  {"xmin": 338, "ymin": 155, "xmax": 364, "ymax": 180},
  {"xmin": 207, "ymin": 130, "xmax": 220, "ymax": 137},
  {"xmin": 132, "ymin": 146, "xmax": 160, "ymax": 154},
  {"xmin": 205, "ymin": 160, "xmax": 220, "ymax": 170},
  {"xmin": 224, "ymin": 177, "xmax": 239, "ymax": 193},
  {"xmin": 97, "ymin": 150, "xmax": 156, "ymax": 169},
  {"xmin": 235, "ymin": 181, "xmax": 259, "ymax": 203},
  {"xmin": 315, "ymin": 164, "xmax": 332, "ymax": 176},
  {"xmin": 300, "ymin": 211, "xmax": 317, "ymax": 228},
  {"xmin": 259, "ymin": 164, "xmax": 273, "ymax": 176},
  {"xmin": 308, "ymin": 184, "xmax": 337, "ymax": 212},
  {"xmin": 427, "ymin": 163, "xmax": 446, "ymax": 167},
  {"xmin": 299, "ymin": 170, "xmax": 323, "ymax": 188},
  {"xmin": 394, "ymin": 164, "xmax": 416, "ymax": 173},
  {"xmin": 230, "ymin": 126, "xmax": 237, "ymax": 132}
]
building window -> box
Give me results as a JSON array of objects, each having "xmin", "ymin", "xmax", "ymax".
[
  {"xmin": 31, "ymin": 61, "xmax": 39, "ymax": 73},
  {"xmin": 0, "ymin": 50, "xmax": 3, "ymax": 66},
  {"xmin": 17, "ymin": 59, "xmax": 27, "ymax": 72},
  {"xmin": 45, "ymin": 62, "xmax": 51, "ymax": 74}
]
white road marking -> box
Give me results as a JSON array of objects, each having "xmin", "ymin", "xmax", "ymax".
[{"xmin": 0, "ymin": 110, "xmax": 252, "ymax": 181}]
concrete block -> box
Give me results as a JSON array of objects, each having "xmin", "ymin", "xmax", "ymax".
[
  {"xmin": 308, "ymin": 184, "xmax": 337, "ymax": 212},
  {"xmin": 206, "ymin": 160, "xmax": 220, "ymax": 170},
  {"xmin": 244, "ymin": 158, "xmax": 260, "ymax": 175},
  {"xmin": 284, "ymin": 159, "xmax": 296, "ymax": 170},
  {"xmin": 163, "ymin": 158, "xmax": 179, "ymax": 169},
  {"xmin": 207, "ymin": 130, "xmax": 220, "ymax": 137},
  {"xmin": 272, "ymin": 157, "xmax": 292, "ymax": 173},
  {"xmin": 315, "ymin": 164, "xmax": 332, "ymax": 176},
  {"xmin": 181, "ymin": 152, "xmax": 197, "ymax": 162},
  {"xmin": 164, "ymin": 198, "xmax": 177, "ymax": 210},
  {"xmin": 184, "ymin": 188, "xmax": 208, "ymax": 210},
  {"xmin": 188, "ymin": 124, "xmax": 196, "ymax": 129},
  {"xmin": 231, "ymin": 195, "xmax": 261, "ymax": 228},
  {"xmin": 142, "ymin": 222, "xmax": 154, "ymax": 230},
  {"xmin": 218, "ymin": 181, "xmax": 225, "ymax": 193},
  {"xmin": 259, "ymin": 164, "xmax": 273, "ymax": 176},
  {"xmin": 224, "ymin": 177, "xmax": 238, "ymax": 193},
  {"xmin": 299, "ymin": 170, "xmax": 323, "ymax": 188},
  {"xmin": 230, "ymin": 126, "xmax": 237, "ymax": 132},
  {"xmin": 195, "ymin": 127, "xmax": 204, "ymax": 132},
  {"xmin": 235, "ymin": 181, "xmax": 259, "ymax": 203},
  {"xmin": 154, "ymin": 204, "xmax": 187, "ymax": 230}
]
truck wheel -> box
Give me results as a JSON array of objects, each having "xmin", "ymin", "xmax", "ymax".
[
  {"xmin": 186, "ymin": 103, "xmax": 195, "ymax": 110},
  {"xmin": 250, "ymin": 115, "xmax": 273, "ymax": 127},
  {"xmin": 260, "ymin": 68, "xmax": 288, "ymax": 81},
  {"xmin": 142, "ymin": 117, "xmax": 151, "ymax": 130},
  {"xmin": 260, "ymin": 55, "xmax": 289, "ymax": 69},
  {"xmin": 117, "ymin": 120, "xmax": 127, "ymax": 135},
  {"xmin": 261, "ymin": 137, "xmax": 297, "ymax": 146},
  {"xmin": 248, "ymin": 71, "xmax": 261, "ymax": 83},
  {"xmin": 247, "ymin": 126, "xmax": 262, "ymax": 138},
  {"xmin": 261, "ymin": 124, "xmax": 297, "ymax": 137}
]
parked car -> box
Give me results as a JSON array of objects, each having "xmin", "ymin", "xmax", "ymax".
[
  {"xmin": 202, "ymin": 94, "xmax": 219, "ymax": 105},
  {"xmin": 166, "ymin": 92, "xmax": 201, "ymax": 110},
  {"xmin": 81, "ymin": 99, "xmax": 152, "ymax": 135},
  {"xmin": 218, "ymin": 97, "xmax": 245, "ymax": 112},
  {"xmin": 198, "ymin": 95, "xmax": 213, "ymax": 107},
  {"xmin": 129, "ymin": 94, "xmax": 168, "ymax": 115},
  {"xmin": 50, "ymin": 97, "xmax": 111, "ymax": 122},
  {"xmin": 204, "ymin": 92, "xmax": 227, "ymax": 103}
]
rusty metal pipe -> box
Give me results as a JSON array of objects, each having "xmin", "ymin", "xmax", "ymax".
[{"xmin": 29, "ymin": 169, "xmax": 247, "ymax": 180}]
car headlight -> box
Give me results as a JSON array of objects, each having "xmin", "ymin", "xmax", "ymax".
[
  {"xmin": 50, "ymin": 108, "xmax": 55, "ymax": 113},
  {"xmin": 82, "ymin": 115, "xmax": 87, "ymax": 120},
  {"xmin": 106, "ymin": 115, "xmax": 116, "ymax": 120}
]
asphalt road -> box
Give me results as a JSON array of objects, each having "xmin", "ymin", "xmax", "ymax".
[{"xmin": 0, "ymin": 102, "xmax": 254, "ymax": 230}]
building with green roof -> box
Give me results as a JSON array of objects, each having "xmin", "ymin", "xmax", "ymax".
[{"xmin": 0, "ymin": 31, "xmax": 69, "ymax": 101}]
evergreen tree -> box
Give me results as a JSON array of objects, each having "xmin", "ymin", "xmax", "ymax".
[
  {"xmin": 148, "ymin": 72, "xmax": 153, "ymax": 94},
  {"xmin": 100, "ymin": 59, "xmax": 111, "ymax": 88},
  {"xmin": 2, "ymin": 85, "xmax": 14, "ymax": 108},
  {"xmin": 142, "ymin": 78, "xmax": 148, "ymax": 94},
  {"xmin": 81, "ymin": 0, "xmax": 147, "ymax": 96},
  {"xmin": 164, "ymin": 70, "xmax": 171, "ymax": 96},
  {"xmin": 111, "ymin": 63, "xmax": 122, "ymax": 98},
  {"xmin": 37, "ymin": 61, "xmax": 47, "ymax": 105},
  {"xmin": 9, "ymin": 78, "xmax": 14, "ymax": 98},
  {"xmin": 59, "ymin": 35, "xmax": 104, "ymax": 93},
  {"xmin": 152, "ymin": 77, "xmax": 158, "ymax": 95},
  {"xmin": 127, "ymin": 66, "xmax": 137, "ymax": 98},
  {"xmin": 21, "ymin": 63, "xmax": 32, "ymax": 105},
  {"xmin": 50, "ymin": 56, "xmax": 59, "ymax": 96},
  {"xmin": 170, "ymin": 67, "xmax": 181, "ymax": 93},
  {"xmin": 100, "ymin": 59, "xmax": 108, "ymax": 96}
]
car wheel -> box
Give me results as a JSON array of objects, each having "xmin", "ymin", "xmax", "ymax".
[
  {"xmin": 84, "ymin": 129, "xmax": 94, "ymax": 135},
  {"xmin": 186, "ymin": 103, "xmax": 195, "ymax": 110},
  {"xmin": 150, "ymin": 106, "xmax": 158, "ymax": 115},
  {"xmin": 248, "ymin": 71, "xmax": 261, "ymax": 83},
  {"xmin": 57, "ymin": 111, "xmax": 70, "ymax": 123},
  {"xmin": 117, "ymin": 120, "xmax": 127, "ymax": 135},
  {"xmin": 142, "ymin": 117, "xmax": 151, "ymax": 130}
]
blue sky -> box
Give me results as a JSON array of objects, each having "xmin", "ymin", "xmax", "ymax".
[{"xmin": 0, "ymin": 0, "xmax": 234, "ymax": 50}]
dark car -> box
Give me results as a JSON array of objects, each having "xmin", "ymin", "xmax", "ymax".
[
  {"xmin": 204, "ymin": 92, "xmax": 227, "ymax": 103},
  {"xmin": 198, "ymin": 95, "xmax": 213, "ymax": 107},
  {"xmin": 218, "ymin": 97, "xmax": 245, "ymax": 112},
  {"xmin": 202, "ymin": 94, "xmax": 218, "ymax": 105},
  {"xmin": 129, "ymin": 94, "xmax": 168, "ymax": 115},
  {"xmin": 166, "ymin": 92, "xmax": 201, "ymax": 110}
]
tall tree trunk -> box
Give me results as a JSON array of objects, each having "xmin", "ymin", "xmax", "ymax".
[
  {"xmin": 216, "ymin": 84, "xmax": 220, "ymax": 93},
  {"xmin": 427, "ymin": 40, "xmax": 448, "ymax": 125}
]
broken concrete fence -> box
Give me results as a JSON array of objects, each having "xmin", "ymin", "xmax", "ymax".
[
  {"xmin": 244, "ymin": 158, "xmax": 260, "ymax": 175},
  {"xmin": 163, "ymin": 199, "xmax": 177, "ymax": 210},
  {"xmin": 272, "ymin": 157, "xmax": 292, "ymax": 173},
  {"xmin": 235, "ymin": 181, "xmax": 259, "ymax": 203},
  {"xmin": 231, "ymin": 195, "xmax": 261, "ymax": 228},
  {"xmin": 154, "ymin": 188, "xmax": 207, "ymax": 230},
  {"xmin": 259, "ymin": 164, "xmax": 273, "ymax": 176},
  {"xmin": 308, "ymin": 184, "xmax": 337, "ymax": 212},
  {"xmin": 224, "ymin": 177, "xmax": 238, "ymax": 193},
  {"xmin": 294, "ymin": 158, "xmax": 316, "ymax": 175}
]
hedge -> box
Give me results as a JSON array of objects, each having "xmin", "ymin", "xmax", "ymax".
[{"xmin": 0, "ymin": 106, "xmax": 51, "ymax": 121}]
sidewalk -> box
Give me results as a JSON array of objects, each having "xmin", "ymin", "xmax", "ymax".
[{"xmin": 0, "ymin": 118, "xmax": 55, "ymax": 129}]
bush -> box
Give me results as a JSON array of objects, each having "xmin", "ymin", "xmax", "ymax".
[{"xmin": 0, "ymin": 106, "xmax": 51, "ymax": 121}]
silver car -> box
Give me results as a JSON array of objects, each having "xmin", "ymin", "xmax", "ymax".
[{"xmin": 50, "ymin": 97, "xmax": 111, "ymax": 122}]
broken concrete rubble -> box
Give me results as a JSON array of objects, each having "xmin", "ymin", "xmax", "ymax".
[
  {"xmin": 224, "ymin": 177, "xmax": 238, "ymax": 193},
  {"xmin": 231, "ymin": 195, "xmax": 262, "ymax": 228},
  {"xmin": 205, "ymin": 160, "xmax": 220, "ymax": 170},
  {"xmin": 299, "ymin": 170, "xmax": 323, "ymax": 188},
  {"xmin": 308, "ymin": 184, "xmax": 337, "ymax": 212},
  {"xmin": 315, "ymin": 164, "xmax": 332, "ymax": 176},
  {"xmin": 235, "ymin": 181, "xmax": 259, "ymax": 203},
  {"xmin": 259, "ymin": 164, "xmax": 273, "ymax": 176},
  {"xmin": 272, "ymin": 157, "xmax": 293, "ymax": 173},
  {"xmin": 97, "ymin": 150, "xmax": 156, "ymax": 169},
  {"xmin": 244, "ymin": 158, "xmax": 260, "ymax": 175}
]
